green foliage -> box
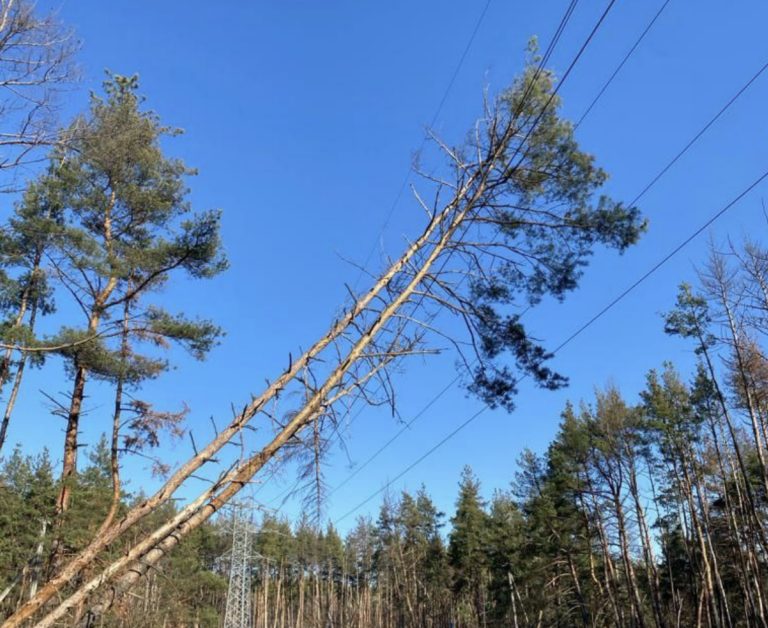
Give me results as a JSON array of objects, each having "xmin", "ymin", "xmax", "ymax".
[
  {"xmin": 0, "ymin": 72, "xmax": 230, "ymax": 475},
  {"xmin": 0, "ymin": 166, "xmax": 64, "ymax": 376},
  {"xmin": 663, "ymin": 283, "xmax": 715, "ymax": 352},
  {"xmin": 144, "ymin": 307, "xmax": 223, "ymax": 360},
  {"xmin": 36, "ymin": 72, "xmax": 227, "ymax": 385},
  {"xmin": 0, "ymin": 437, "xmax": 227, "ymax": 625},
  {"xmin": 466, "ymin": 58, "xmax": 647, "ymax": 411},
  {"xmin": 0, "ymin": 448, "xmax": 56, "ymax": 591},
  {"xmin": 60, "ymin": 435, "xmax": 118, "ymax": 551},
  {"xmin": 448, "ymin": 466, "xmax": 489, "ymax": 598},
  {"xmin": 485, "ymin": 490, "xmax": 523, "ymax": 620}
]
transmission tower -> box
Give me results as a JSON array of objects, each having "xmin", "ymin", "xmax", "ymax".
[{"xmin": 223, "ymin": 504, "xmax": 254, "ymax": 628}]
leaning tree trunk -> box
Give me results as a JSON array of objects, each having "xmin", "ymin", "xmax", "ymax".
[
  {"xmin": 30, "ymin": 146, "xmax": 494, "ymax": 628},
  {"xmin": 16, "ymin": 113, "xmax": 504, "ymax": 628},
  {"xmin": 8, "ymin": 59, "xmax": 639, "ymax": 628},
  {"xmin": 10, "ymin": 152, "xmax": 474, "ymax": 625},
  {"xmin": 0, "ymin": 256, "xmax": 42, "ymax": 455},
  {"xmin": 0, "ymin": 298, "xmax": 38, "ymax": 454}
]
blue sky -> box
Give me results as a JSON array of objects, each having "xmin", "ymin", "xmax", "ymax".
[{"xmin": 7, "ymin": 0, "xmax": 768, "ymax": 533}]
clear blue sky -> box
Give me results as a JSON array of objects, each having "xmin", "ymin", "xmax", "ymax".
[{"xmin": 8, "ymin": 0, "xmax": 768, "ymax": 532}]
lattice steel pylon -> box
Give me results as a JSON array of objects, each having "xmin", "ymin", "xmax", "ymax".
[{"xmin": 223, "ymin": 504, "xmax": 254, "ymax": 628}]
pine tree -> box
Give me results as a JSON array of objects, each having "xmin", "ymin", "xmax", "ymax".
[
  {"xmin": 36, "ymin": 73, "xmax": 227, "ymax": 544},
  {"xmin": 0, "ymin": 448, "xmax": 56, "ymax": 611},
  {"xmin": 485, "ymin": 489, "xmax": 523, "ymax": 626},
  {"xmin": 449, "ymin": 466, "xmax": 489, "ymax": 626}
]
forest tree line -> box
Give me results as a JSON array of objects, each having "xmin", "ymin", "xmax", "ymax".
[
  {"xmin": 7, "ymin": 235, "xmax": 768, "ymax": 628},
  {"xmin": 233, "ymin": 237, "xmax": 768, "ymax": 628}
]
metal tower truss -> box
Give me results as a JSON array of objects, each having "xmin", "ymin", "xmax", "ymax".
[{"xmin": 223, "ymin": 504, "xmax": 254, "ymax": 628}]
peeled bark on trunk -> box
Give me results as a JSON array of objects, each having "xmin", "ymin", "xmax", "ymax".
[
  {"xmin": 626, "ymin": 448, "xmax": 666, "ymax": 628},
  {"xmin": 17, "ymin": 131, "xmax": 497, "ymax": 628},
  {"xmin": 611, "ymin": 483, "xmax": 647, "ymax": 628},
  {"xmin": 586, "ymin": 476, "xmax": 625, "ymax": 628},
  {"xmin": 9, "ymin": 158, "xmax": 475, "ymax": 627},
  {"xmin": 684, "ymin": 295, "xmax": 768, "ymax": 553},
  {"xmin": 27, "ymin": 518, "xmax": 47, "ymax": 602},
  {"xmin": 38, "ymin": 173, "xmax": 488, "ymax": 628}
]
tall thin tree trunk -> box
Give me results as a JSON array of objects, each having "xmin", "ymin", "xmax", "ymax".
[
  {"xmin": 97, "ymin": 292, "xmax": 132, "ymax": 536},
  {"xmin": 27, "ymin": 518, "xmax": 47, "ymax": 602},
  {"xmin": 0, "ymin": 247, "xmax": 44, "ymax": 455},
  {"xmin": 0, "ymin": 298, "xmax": 38, "ymax": 454}
]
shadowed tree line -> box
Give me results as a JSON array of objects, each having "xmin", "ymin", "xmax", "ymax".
[{"xmin": 0, "ymin": 439, "xmax": 228, "ymax": 628}]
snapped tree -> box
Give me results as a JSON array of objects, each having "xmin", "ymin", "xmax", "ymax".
[{"xmin": 2, "ymin": 52, "xmax": 645, "ymax": 628}]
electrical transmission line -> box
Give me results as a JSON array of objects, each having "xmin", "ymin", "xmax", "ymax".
[
  {"xmin": 322, "ymin": 0, "xmax": 619, "ymax": 506},
  {"xmin": 267, "ymin": 0, "xmax": 609, "ymax": 516},
  {"xmin": 266, "ymin": 0, "xmax": 765, "ymax": 525},
  {"xmin": 575, "ymin": 0, "xmax": 673, "ymax": 128},
  {"xmin": 331, "ymin": 38, "xmax": 768, "ymax": 527},
  {"xmin": 333, "ymin": 164, "xmax": 768, "ymax": 525},
  {"xmin": 229, "ymin": 0, "xmax": 764, "ymax": 535},
  {"xmin": 327, "ymin": 0, "xmax": 683, "ymax": 500},
  {"xmin": 255, "ymin": 0, "xmax": 584, "ymax": 515},
  {"xmin": 351, "ymin": 0, "xmax": 494, "ymax": 291}
]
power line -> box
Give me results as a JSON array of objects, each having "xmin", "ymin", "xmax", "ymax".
[
  {"xmin": 352, "ymin": 0, "xmax": 494, "ymax": 290},
  {"xmin": 323, "ymin": 0, "xmax": 593, "ymax": 498},
  {"xmin": 275, "ymin": 0, "xmax": 760, "ymax": 524},
  {"xmin": 335, "ymin": 405, "xmax": 488, "ymax": 524},
  {"xmin": 335, "ymin": 166, "xmax": 768, "ymax": 524},
  {"xmin": 330, "ymin": 40, "xmax": 768, "ymax": 527},
  {"xmin": 329, "ymin": 49, "xmax": 768, "ymax": 517},
  {"xmin": 575, "ymin": 0, "xmax": 674, "ymax": 128},
  {"xmin": 263, "ymin": 0, "xmax": 697, "ymax": 527},
  {"xmin": 333, "ymin": 0, "xmax": 689, "ymax": 505},
  {"xmin": 550, "ymin": 171, "xmax": 768, "ymax": 353},
  {"xmin": 629, "ymin": 58, "xmax": 768, "ymax": 208},
  {"xmin": 383, "ymin": 0, "xmax": 609, "ymax": 355},
  {"xmin": 329, "ymin": 373, "xmax": 459, "ymax": 496},
  {"xmin": 219, "ymin": 3, "xmax": 764, "ymax": 532},
  {"xmin": 353, "ymin": 0, "xmax": 579, "ymax": 290},
  {"xmin": 257, "ymin": 0, "xmax": 585, "ymax": 515}
]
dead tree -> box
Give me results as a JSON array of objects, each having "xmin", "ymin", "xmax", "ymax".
[{"xmin": 0, "ymin": 0, "xmax": 78, "ymax": 191}]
